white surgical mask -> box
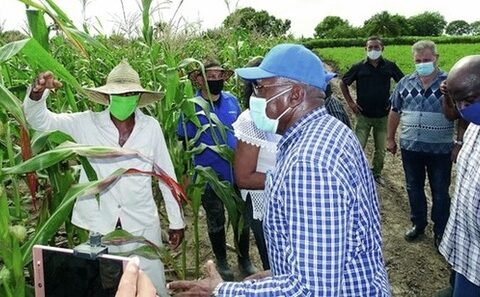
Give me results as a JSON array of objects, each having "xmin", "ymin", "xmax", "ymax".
[
  {"xmin": 249, "ymin": 88, "xmax": 292, "ymax": 133},
  {"xmin": 415, "ymin": 62, "xmax": 435, "ymax": 76},
  {"xmin": 367, "ymin": 50, "xmax": 382, "ymax": 60}
]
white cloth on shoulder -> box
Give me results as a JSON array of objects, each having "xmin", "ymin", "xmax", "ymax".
[{"xmin": 232, "ymin": 110, "xmax": 280, "ymax": 220}]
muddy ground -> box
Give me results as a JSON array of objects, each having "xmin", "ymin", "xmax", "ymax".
[{"xmin": 162, "ymin": 75, "xmax": 453, "ymax": 297}]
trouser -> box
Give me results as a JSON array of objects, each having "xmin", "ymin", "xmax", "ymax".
[
  {"xmin": 355, "ymin": 115, "xmax": 387, "ymax": 177},
  {"xmin": 245, "ymin": 194, "xmax": 270, "ymax": 270},
  {"xmin": 201, "ymin": 186, "xmax": 250, "ymax": 258},
  {"xmin": 453, "ymin": 271, "xmax": 480, "ymax": 297},
  {"xmin": 401, "ymin": 149, "xmax": 452, "ymax": 236},
  {"xmin": 107, "ymin": 222, "xmax": 169, "ymax": 297}
]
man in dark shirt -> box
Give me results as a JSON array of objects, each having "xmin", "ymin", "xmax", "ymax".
[{"xmin": 340, "ymin": 36, "xmax": 404, "ymax": 185}]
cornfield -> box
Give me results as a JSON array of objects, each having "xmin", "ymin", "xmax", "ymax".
[{"xmin": 0, "ymin": 1, "xmax": 290, "ymax": 296}]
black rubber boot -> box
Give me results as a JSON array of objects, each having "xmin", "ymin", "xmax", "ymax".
[
  {"xmin": 208, "ymin": 229, "xmax": 234, "ymax": 281},
  {"xmin": 237, "ymin": 228, "xmax": 258, "ymax": 277}
]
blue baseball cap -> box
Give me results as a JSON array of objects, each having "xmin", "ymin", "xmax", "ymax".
[{"xmin": 236, "ymin": 43, "xmax": 332, "ymax": 91}]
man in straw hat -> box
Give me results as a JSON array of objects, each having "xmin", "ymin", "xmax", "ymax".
[
  {"xmin": 166, "ymin": 44, "xmax": 390, "ymax": 296},
  {"xmin": 177, "ymin": 58, "xmax": 257, "ymax": 280},
  {"xmin": 23, "ymin": 60, "xmax": 185, "ymax": 296}
]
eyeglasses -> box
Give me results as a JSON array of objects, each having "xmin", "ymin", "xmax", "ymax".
[{"xmin": 252, "ymin": 82, "xmax": 293, "ymax": 96}]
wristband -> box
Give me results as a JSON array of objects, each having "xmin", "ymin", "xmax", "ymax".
[{"xmin": 454, "ymin": 140, "xmax": 463, "ymax": 146}]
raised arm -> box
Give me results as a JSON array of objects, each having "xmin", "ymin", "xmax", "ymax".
[{"xmin": 23, "ymin": 72, "xmax": 85, "ymax": 138}]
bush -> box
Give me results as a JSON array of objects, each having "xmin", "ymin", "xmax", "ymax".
[{"xmin": 303, "ymin": 35, "xmax": 480, "ymax": 49}]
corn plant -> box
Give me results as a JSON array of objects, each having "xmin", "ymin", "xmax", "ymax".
[
  {"xmin": 0, "ymin": 0, "xmax": 295, "ymax": 292},
  {"xmin": 0, "ymin": 139, "xmax": 188, "ymax": 296}
]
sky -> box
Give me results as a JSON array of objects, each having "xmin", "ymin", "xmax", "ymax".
[{"xmin": 2, "ymin": 0, "xmax": 479, "ymax": 38}]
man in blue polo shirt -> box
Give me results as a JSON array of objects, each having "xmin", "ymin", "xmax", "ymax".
[{"xmin": 177, "ymin": 58, "xmax": 256, "ymax": 280}]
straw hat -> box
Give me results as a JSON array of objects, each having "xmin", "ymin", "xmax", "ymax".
[
  {"xmin": 188, "ymin": 58, "xmax": 234, "ymax": 88},
  {"xmin": 84, "ymin": 60, "xmax": 164, "ymax": 107}
]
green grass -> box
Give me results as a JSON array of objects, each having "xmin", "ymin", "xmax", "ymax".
[{"xmin": 316, "ymin": 43, "xmax": 480, "ymax": 75}]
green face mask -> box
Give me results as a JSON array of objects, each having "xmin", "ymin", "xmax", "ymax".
[{"xmin": 109, "ymin": 94, "xmax": 140, "ymax": 121}]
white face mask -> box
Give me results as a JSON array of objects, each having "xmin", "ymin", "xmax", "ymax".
[
  {"xmin": 249, "ymin": 88, "xmax": 292, "ymax": 133},
  {"xmin": 415, "ymin": 61, "xmax": 435, "ymax": 76},
  {"xmin": 367, "ymin": 50, "xmax": 382, "ymax": 60}
]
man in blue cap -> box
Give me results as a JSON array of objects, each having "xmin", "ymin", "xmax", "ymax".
[{"xmin": 123, "ymin": 44, "xmax": 390, "ymax": 296}]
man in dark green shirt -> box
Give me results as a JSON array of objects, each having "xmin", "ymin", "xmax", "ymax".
[{"xmin": 340, "ymin": 36, "xmax": 404, "ymax": 185}]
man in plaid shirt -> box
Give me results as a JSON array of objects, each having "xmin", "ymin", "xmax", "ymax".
[
  {"xmin": 165, "ymin": 44, "xmax": 391, "ymax": 296},
  {"xmin": 439, "ymin": 55, "xmax": 480, "ymax": 296}
]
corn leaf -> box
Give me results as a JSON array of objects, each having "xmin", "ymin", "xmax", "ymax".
[
  {"xmin": 20, "ymin": 0, "xmax": 107, "ymax": 58},
  {"xmin": 0, "ymin": 85, "xmax": 38, "ymax": 205},
  {"xmin": 30, "ymin": 130, "xmax": 98, "ymax": 181},
  {"xmin": 20, "ymin": 166, "xmax": 186, "ymax": 264},
  {"xmin": 0, "ymin": 39, "xmax": 30, "ymax": 64},
  {"xmin": 209, "ymin": 144, "xmax": 234, "ymax": 163},
  {"xmin": 177, "ymin": 58, "xmax": 201, "ymax": 70},
  {"xmin": 0, "ymin": 38, "xmax": 82, "ymax": 92},
  {"xmin": 64, "ymin": 84, "xmax": 78, "ymax": 112},
  {"xmin": 30, "ymin": 130, "xmax": 74, "ymax": 155},
  {"xmin": 41, "ymin": 0, "xmax": 74, "ymax": 26},
  {"xmin": 20, "ymin": 127, "xmax": 38, "ymax": 208},
  {"xmin": 194, "ymin": 166, "xmax": 244, "ymax": 239},
  {"xmin": 21, "ymin": 167, "xmax": 132, "ymax": 264},
  {"xmin": 11, "ymin": 239, "xmax": 24, "ymax": 292},
  {"xmin": 112, "ymin": 245, "xmax": 164, "ymax": 260},
  {"xmin": 141, "ymin": 0, "xmax": 154, "ymax": 46},
  {"xmin": 102, "ymin": 229, "xmax": 165, "ymax": 260},
  {"xmin": 1, "ymin": 142, "xmax": 138, "ymax": 175},
  {"xmin": 19, "ymin": 39, "xmax": 82, "ymax": 90},
  {"xmin": 0, "ymin": 184, "xmax": 10, "ymax": 244},
  {"xmin": 165, "ymin": 67, "xmax": 178, "ymax": 112},
  {"xmin": 26, "ymin": 9, "xmax": 49, "ymax": 51},
  {"xmin": 67, "ymin": 28, "xmax": 108, "ymax": 52},
  {"xmin": 0, "ymin": 83, "xmax": 26, "ymax": 129},
  {"xmin": 2, "ymin": 142, "xmax": 187, "ymax": 205}
]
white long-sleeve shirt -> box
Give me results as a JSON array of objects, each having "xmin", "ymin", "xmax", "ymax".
[{"xmin": 23, "ymin": 90, "xmax": 185, "ymax": 237}]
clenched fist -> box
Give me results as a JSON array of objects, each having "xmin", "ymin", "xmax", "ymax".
[{"xmin": 30, "ymin": 71, "xmax": 63, "ymax": 101}]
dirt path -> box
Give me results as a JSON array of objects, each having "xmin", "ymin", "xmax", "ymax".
[{"xmin": 329, "ymin": 75, "xmax": 451, "ymax": 296}]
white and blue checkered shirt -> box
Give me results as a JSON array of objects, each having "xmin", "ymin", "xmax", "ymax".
[
  {"xmin": 439, "ymin": 123, "xmax": 480, "ymax": 286},
  {"xmin": 218, "ymin": 107, "xmax": 390, "ymax": 296}
]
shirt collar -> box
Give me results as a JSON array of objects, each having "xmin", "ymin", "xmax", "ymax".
[
  {"xmin": 363, "ymin": 57, "xmax": 386, "ymax": 65},
  {"xmin": 278, "ymin": 107, "xmax": 328, "ymax": 151}
]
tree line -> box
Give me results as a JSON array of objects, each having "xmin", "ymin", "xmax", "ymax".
[
  {"xmin": 221, "ymin": 8, "xmax": 480, "ymax": 38},
  {"xmin": 3, "ymin": 7, "xmax": 479, "ymax": 43},
  {"xmin": 315, "ymin": 11, "xmax": 480, "ymax": 39}
]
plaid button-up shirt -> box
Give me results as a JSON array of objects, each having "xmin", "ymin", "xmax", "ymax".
[
  {"xmin": 440, "ymin": 123, "xmax": 480, "ymax": 286},
  {"xmin": 219, "ymin": 107, "xmax": 390, "ymax": 296}
]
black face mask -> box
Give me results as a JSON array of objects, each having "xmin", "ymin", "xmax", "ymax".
[{"xmin": 206, "ymin": 80, "xmax": 224, "ymax": 95}]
